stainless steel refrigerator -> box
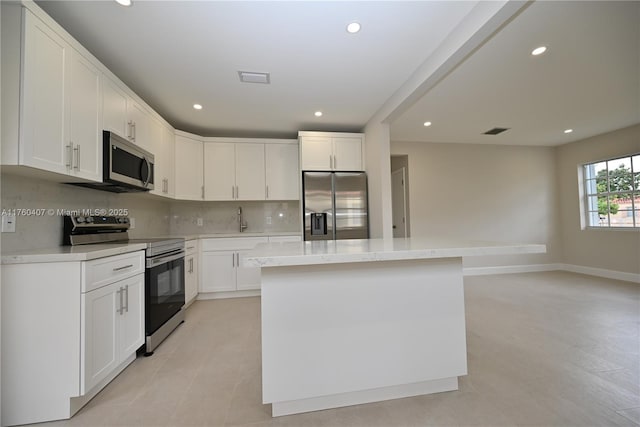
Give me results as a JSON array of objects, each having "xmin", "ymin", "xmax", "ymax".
[{"xmin": 303, "ymin": 172, "xmax": 369, "ymax": 241}]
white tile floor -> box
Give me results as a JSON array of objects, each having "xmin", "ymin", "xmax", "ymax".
[{"xmin": 42, "ymin": 271, "xmax": 639, "ymax": 426}]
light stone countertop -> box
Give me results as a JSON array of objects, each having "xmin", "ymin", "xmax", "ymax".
[
  {"xmin": 178, "ymin": 231, "xmax": 301, "ymax": 241},
  {"xmin": 1, "ymin": 232, "xmax": 302, "ymax": 264},
  {"xmin": 243, "ymin": 238, "xmax": 547, "ymax": 267},
  {"xmin": 1, "ymin": 243, "xmax": 148, "ymax": 264}
]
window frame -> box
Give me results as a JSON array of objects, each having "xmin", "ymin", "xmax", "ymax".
[{"xmin": 581, "ymin": 153, "xmax": 640, "ymax": 230}]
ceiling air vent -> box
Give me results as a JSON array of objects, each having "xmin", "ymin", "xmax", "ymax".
[
  {"xmin": 483, "ymin": 127, "xmax": 510, "ymax": 135},
  {"xmin": 238, "ymin": 71, "xmax": 270, "ymax": 84}
]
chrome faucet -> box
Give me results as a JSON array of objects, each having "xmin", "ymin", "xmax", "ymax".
[{"xmin": 238, "ymin": 207, "xmax": 248, "ymax": 232}]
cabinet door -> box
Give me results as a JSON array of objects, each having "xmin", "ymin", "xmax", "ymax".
[
  {"xmin": 185, "ymin": 254, "xmax": 198, "ymax": 303},
  {"xmin": 20, "ymin": 10, "xmax": 69, "ymax": 175},
  {"xmin": 174, "ymin": 135, "xmax": 204, "ymax": 200},
  {"xmin": 300, "ymin": 136, "xmax": 332, "ymax": 171},
  {"xmin": 119, "ymin": 274, "xmax": 145, "ymax": 358},
  {"xmin": 148, "ymin": 117, "xmax": 165, "ymax": 197},
  {"xmin": 204, "ymin": 143, "xmax": 235, "ymax": 201},
  {"xmin": 81, "ymin": 282, "xmax": 119, "ymax": 394},
  {"xmin": 333, "ymin": 136, "xmax": 363, "ymax": 171},
  {"xmin": 200, "ymin": 251, "xmax": 236, "ymax": 292},
  {"xmin": 68, "ymin": 50, "xmax": 101, "ymax": 182},
  {"xmin": 236, "ymin": 250, "xmax": 262, "ymax": 290},
  {"xmin": 162, "ymin": 126, "xmax": 175, "ymax": 197},
  {"xmin": 235, "ymin": 143, "xmax": 265, "ymax": 200},
  {"xmin": 102, "ymin": 77, "xmax": 128, "ymax": 138},
  {"xmin": 127, "ymin": 100, "xmax": 150, "ymax": 151},
  {"xmin": 265, "ymin": 144, "xmax": 299, "ymax": 200}
]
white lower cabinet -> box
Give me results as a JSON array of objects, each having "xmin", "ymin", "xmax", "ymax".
[
  {"xmin": 81, "ymin": 273, "xmax": 144, "ymax": 394},
  {"xmin": 1, "ymin": 250, "xmax": 144, "ymax": 427},
  {"xmin": 185, "ymin": 239, "xmax": 199, "ymax": 305},
  {"xmin": 199, "ymin": 237, "xmax": 268, "ymax": 294}
]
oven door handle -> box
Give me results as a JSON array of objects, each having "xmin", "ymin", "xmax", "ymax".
[{"xmin": 146, "ymin": 250, "xmax": 185, "ymax": 268}]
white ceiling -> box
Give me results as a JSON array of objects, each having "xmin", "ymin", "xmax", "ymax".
[{"xmin": 35, "ymin": 1, "xmax": 640, "ymax": 145}]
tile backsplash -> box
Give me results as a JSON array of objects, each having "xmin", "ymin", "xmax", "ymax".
[
  {"xmin": 169, "ymin": 200, "xmax": 300, "ymax": 235},
  {"xmin": 1, "ymin": 172, "xmax": 301, "ymax": 253},
  {"xmin": 0, "ymin": 173, "xmax": 171, "ymax": 252}
]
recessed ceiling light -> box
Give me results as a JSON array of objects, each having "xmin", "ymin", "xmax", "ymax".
[
  {"xmin": 531, "ymin": 46, "xmax": 547, "ymax": 56},
  {"xmin": 564, "ymin": 128, "xmax": 573, "ymax": 134},
  {"xmin": 346, "ymin": 22, "xmax": 361, "ymax": 34},
  {"xmin": 314, "ymin": 111, "xmax": 323, "ymax": 117},
  {"xmin": 193, "ymin": 104, "xmax": 203, "ymax": 110},
  {"xmin": 423, "ymin": 121, "xmax": 432, "ymax": 127},
  {"xmin": 115, "ymin": 0, "xmax": 131, "ymax": 6}
]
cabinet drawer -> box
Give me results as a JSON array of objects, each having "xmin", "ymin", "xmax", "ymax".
[
  {"xmin": 83, "ymin": 251, "xmax": 144, "ymax": 293},
  {"xmin": 185, "ymin": 239, "xmax": 198, "ymax": 255},
  {"xmin": 201, "ymin": 237, "xmax": 268, "ymax": 251}
]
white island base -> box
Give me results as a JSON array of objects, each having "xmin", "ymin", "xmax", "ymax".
[{"xmin": 261, "ymin": 257, "xmax": 467, "ymax": 416}]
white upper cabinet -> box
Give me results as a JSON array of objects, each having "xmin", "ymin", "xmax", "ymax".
[
  {"xmin": 102, "ymin": 77, "xmax": 128, "ymax": 138},
  {"xmin": 102, "ymin": 75, "xmax": 151, "ymax": 151},
  {"xmin": 265, "ymin": 143, "xmax": 299, "ymax": 200},
  {"xmin": 204, "ymin": 141, "xmax": 265, "ymax": 201},
  {"xmin": 299, "ymin": 131, "xmax": 364, "ymax": 171},
  {"xmin": 204, "ymin": 142, "xmax": 235, "ymax": 200},
  {"xmin": 235, "ymin": 143, "xmax": 266, "ymax": 200},
  {"xmin": 17, "ymin": 10, "xmax": 101, "ymax": 181},
  {"xmin": 174, "ymin": 132, "xmax": 204, "ymax": 200},
  {"xmin": 126, "ymin": 99, "xmax": 150, "ymax": 151},
  {"xmin": 149, "ymin": 117, "xmax": 175, "ymax": 198},
  {"xmin": 161, "ymin": 125, "xmax": 176, "ymax": 197},
  {"xmin": 20, "ymin": 10, "xmax": 68, "ymax": 175},
  {"xmin": 332, "ymin": 136, "xmax": 363, "ymax": 171},
  {"xmin": 68, "ymin": 50, "xmax": 102, "ymax": 181}
]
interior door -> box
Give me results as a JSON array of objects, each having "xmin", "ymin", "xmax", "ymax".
[{"xmin": 391, "ymin": 168, "xmax": 407, "ymax": 238}]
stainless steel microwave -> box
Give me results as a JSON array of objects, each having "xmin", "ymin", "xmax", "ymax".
[
  {"xmin": 70, "ymin": 131, "xmax": 155, "ymax": 193},
  {"xmin": 104, "ymin": 131, "xmax": 154, "ymax": 192}
]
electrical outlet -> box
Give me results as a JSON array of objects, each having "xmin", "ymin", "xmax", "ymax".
[
  {"xmin": 197, "ymin": 218, "xmax": 203, "ymax": 227},
  {"xmin": 266, "ymin": 216, "xmax": 272, "ymax": 225},
  {"xmin": 2, "ymin": 214, "xmax": 16, "ymax": 233},
  {"xmin": 130, "ymin": 217, "xmax": 136, "ymax": 229}
]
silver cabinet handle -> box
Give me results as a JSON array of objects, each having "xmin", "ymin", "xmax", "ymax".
[
  {"xmin": 117, "ymin": 287, "xmax": 124, "ymax": 315},
  {"xmin": 201, "ymin": 186, "xmax": 204, "ymax": 199},
  {"xmin": 127, "ymin": 121, "xmax": 133, "ymax": 139},
  {"xmin": 266, "ymin": 185, "xmax": 269, "ymax": 199},
  {"xmin": 231, "ymin": 185, "xmax": 235, "ymax": 199},
  {"xmin": 333, "ymin": 154, "xmax": 336, "ymax": 169},
  {"xmin": 73, "ymin": 144, "xmax": 80, "ymax": 171},
  {"xmin": 66, "ymin": 143, "xmax": 73, "ymax": 169},
  {"xmin": 113, "ymin": 264, "xmax": 134, "ymax": 272},
  {"xmin": 132, "ymin": 121, "xmax": 136, "ymax": 141},
  {"xmin": 124, "ymin": 285, "xmax": 129, "ymax": 313},
  {"xmin": 232, "ymin": 253, "xmax": 235, "ymax": 267},
  {"xmin": 236, "ymin": 253, "xmax": 240, "ymax": 267},
  {"xmin": 236, "ymin": 185, "xmax": 239, "ymax": 199}
]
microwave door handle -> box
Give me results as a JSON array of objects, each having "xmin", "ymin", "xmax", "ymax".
[{"xmin": 141, "ymin": 157, "xmax": 151, "ymax": 187}]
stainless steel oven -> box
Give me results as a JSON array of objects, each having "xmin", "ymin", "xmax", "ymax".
[{"xmin": 138, "ymin": 239, "xmax": 186, "ymax": 355}]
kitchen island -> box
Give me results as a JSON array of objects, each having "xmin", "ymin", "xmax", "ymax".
[{"xmin": 244, "ymin": 238, "xmax": 546, "ymax": 416}]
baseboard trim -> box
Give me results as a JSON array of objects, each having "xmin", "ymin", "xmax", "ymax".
[
  {"xmin": 197, "ymin": 289, "xmax": 261, "ymax": 300},
  {"xmin": 463, "ymin": 264, "xmax": 561, "ymax": 276},
  {"xmin": 463, "ymin": 263, "xmax": 639, "ymax": 284},
  {"xmin": 558, "ymin": 264, "xmax": 640, "ymax": 284}
]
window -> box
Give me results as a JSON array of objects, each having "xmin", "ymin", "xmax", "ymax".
[{"xmin": 583, "ymin": 153, "xmax": 640, "ymax": 228}]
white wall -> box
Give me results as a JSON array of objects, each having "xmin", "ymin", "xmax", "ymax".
[
  {"xmin": 391, "ymin": 141, "xmax": 561, "ymax": 268},
  {"xmin": 363, "ymin": 122, "xmax": 393, "ymax": 238},
  {"xmin": 556, "ymin": 124, "xmax": 640, "ymax": 275}
]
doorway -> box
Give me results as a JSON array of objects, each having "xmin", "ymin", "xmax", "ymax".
[{"xmin": 390, "ymin": 155, "xmax": 410, "ymax": 237}]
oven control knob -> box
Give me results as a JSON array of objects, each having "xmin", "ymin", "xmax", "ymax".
[
  {"xmin": 86, "ymin": 217, "xmax": 94, "ymax": 223},
  {"xmin": 76, "ymin": 216, "xmax": 85, "ymax": 223}
]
